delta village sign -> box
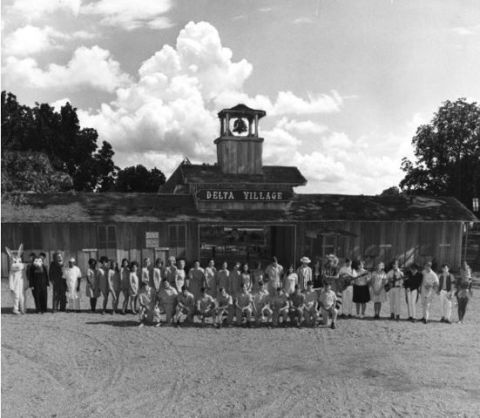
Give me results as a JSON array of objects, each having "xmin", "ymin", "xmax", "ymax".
[{"xmin": 197, "ymin": 189, "xmax": 293, "ymax": 202}]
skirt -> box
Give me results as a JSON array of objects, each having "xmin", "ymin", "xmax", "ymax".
[{"xmin": 353, "ymin": 284, "xmax": 370, "ymax": 303}]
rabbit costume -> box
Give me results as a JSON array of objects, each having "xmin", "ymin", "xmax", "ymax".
[{"xmin": 6, "ymin": 244, "xmax": 27, "ymax": 314}]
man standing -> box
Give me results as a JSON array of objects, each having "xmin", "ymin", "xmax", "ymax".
[
  {"xmin": 296, "ymin": 256, "xmax": 312, "ymax": 291},
  {"xmin": 235, "ymin": 283, "xmax": 254, "ymax": 326},
  {"xmin": 188, "ymin": 260, "xmax": 205, "ymax": 301},
  {"xmin": 420, "ymin": 262, "xmax": 439, "ymax": 324},
  {"xmin": 404, "ymin": 264, "xmax": 422, "ymax": 322},
  {"xmin": 252, "ymin": 281, "xmax": 272, "ymax": 326},
  {"xmin": 303, "ymin": 281, "xmax": 319, "ymax": 326},
  {"xmin": 338, "ymin": 258, "xmax": 355, "ymax": 318},
  {"xmin": 175, "ymin": 285, "xmax": 196, "ymax": 325},
  {"xmin": 265, "ymin": 257, "xmax": 284, "ymax": 295},
  {"xmin": 49, "ymin": 252, "xmax": 67, "ymax": 312},
  {"xmin": 289, "ymin": 284, "xmax": 306, "ymax": 327},
  {"xmin": 386, "ymin": 261, "xmax": 404, "ymax": 321},
  {"xmin": 318, "ymin": 282, "xmax": 338, "ymax": 329},
  {"xmin": 64, "ymin": 257, "xmax": 82, "ymax": 312},
  {"xmin": 438, "ymin": 264, "xmax": 454, "ymax": 324}
]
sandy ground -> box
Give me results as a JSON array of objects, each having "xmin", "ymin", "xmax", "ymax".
[{"xmin": 2, "ymin": 280, "xmax": 480, "ymax": 418}]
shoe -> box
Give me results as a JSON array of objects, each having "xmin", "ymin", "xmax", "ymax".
[
  {"xmin": 390, "ymin": 313, "xmax": 395, "ymax": 320},
  {"xmin": 412, "ymin": 318, "xmax": 416, "ymax": 323},
  {"xmin": 440, "ymin": 317, "xmax": 445, "ymax": 323},
  {"xmin": 330, "ymin": 322, "xmax": 336, "ymax": 329},
  {"xmin": 408, "ymin": 316, "xmax": 413, "ymax": 321},
  {"xmin": 422, "ymin": 318, "xmax": 427, "ymax": 324},
  {"xmin": 396, "ymin": 315, "xmax": 400, "ymax": 321}
]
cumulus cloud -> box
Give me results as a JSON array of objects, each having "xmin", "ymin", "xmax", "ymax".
[
  {"xmin": 276, "ymin": 117, "xmax": 328, "ymax": 135},
  {"xmin": 3, "ymin": 25, "xmax": 66, "ymax": 56},
  {"xmin": 9, "ymin": 0, "xmax": 81, "ymax": 20},
  {"xmin": 3, "ymin": 45, "xmax": 130, "ymax": 92},
  {"xmin": 81, "ymin": 0, "xmax": 173, "ymax": 31},
  {"xmin": 77, "ymin": 21, "xmax": 344, "ymax": 171}
]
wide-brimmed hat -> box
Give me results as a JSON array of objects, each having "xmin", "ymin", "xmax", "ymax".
[{"xmin": 300, "ymin": 256, "xmax": 311, "ymax": 264}]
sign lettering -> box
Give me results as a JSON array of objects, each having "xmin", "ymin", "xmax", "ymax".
[{"xmin": 197, "ymin": 190, "xmax": 292, "ymax": 202}]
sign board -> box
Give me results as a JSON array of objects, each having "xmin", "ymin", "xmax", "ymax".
[
  {"xmin": 197, "ymin": 189, "xmax": 292, "ymax": 202},
  {"xmin": 82, "ymin": 248, "xmax": 98, "ymax": 252},
  {"xmin": 145, "ymin": 232, "xmax": 159, "ymax": 248}
]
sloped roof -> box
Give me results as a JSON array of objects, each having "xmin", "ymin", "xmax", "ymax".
[
  {"xmin": 162, "ymin": 163, "xmax": 307, "ymax": 192},
  {"xmin": 1, "ymin": 193, "xmax": 477, "ymax": 223}
]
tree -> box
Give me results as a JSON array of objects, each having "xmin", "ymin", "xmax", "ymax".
[
  {"xmin": 115, "ymin": 165, "xmax": 166, "ymax": 192},
  {"xmin": 1, "ymin": 91, "xmax": 117, "ymax": 192},
  {"xmin": 379, "ymin": 186, "xmax": 401, "ymax": 197},
  {"xmin": 400, "ymin": 98, "xmax": 480, "ymax": 210}
]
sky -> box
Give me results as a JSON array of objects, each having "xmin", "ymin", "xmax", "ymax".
[{"xmin": 2, "ymin": 0, "xmax": 480, "ymax": 194}]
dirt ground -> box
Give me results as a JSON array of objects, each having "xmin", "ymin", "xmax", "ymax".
[{"xmin": 2, "ymin": 280, "xmax": 480, "ymax": 418}]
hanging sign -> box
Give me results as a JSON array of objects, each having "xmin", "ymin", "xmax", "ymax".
[
  {"xmin": 197, "ymin": 190, "xmax": 292, "ymax": 202},
  {"xmin": 145, "ymin": 232, "xmax": 159, "ymax": 248}
]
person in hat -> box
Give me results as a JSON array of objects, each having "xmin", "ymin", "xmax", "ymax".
[
  {"xmin": 64, "ymin": 257, "xmax": 82, "ymax": 312},
  {"xmin": 265, "ymin": 257, "xmax": 284, "ymax": 295},
  {"xmin": 297, "ymin": 256, "xmax": 312, "ymax": 291}
]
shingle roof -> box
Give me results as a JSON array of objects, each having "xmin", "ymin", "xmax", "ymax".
[
  {"xmin": 162, "ymin": 163, "xmax": 307, "ymax": 192},
  {"xmin": 1, "ymin": 193, "xmax": 477, "ymax": 223}
]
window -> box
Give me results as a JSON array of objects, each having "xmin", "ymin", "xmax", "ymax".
[
  {"xmin": 98, "ymin": 225, "xmax": 117, "ymax": 249},
  {"xmin": 168, "ymin": 225, "xmax": 186, "ymax": 258}
]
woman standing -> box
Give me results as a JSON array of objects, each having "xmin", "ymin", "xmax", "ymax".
[
  {"xmin": 352, "ymin": 260, "xmax": 370, "ymax": 318},
  {"xmin": 456, "ymin": 261, "xmax": 473, "ymax": 323},
  {"xmin": 204, "ymin": 259, "xmax": 217, "ymax": 297},
  {"xmin": 129, "ymin": 261, "xmax": 140, "ymax": 314},
  {"xmin": 240, "ymin": 263, "xmax": 252, "ymax": 292},
  {"xmin": 153, "ymin": 258, "xmax": 163, "ymax": 293},
  {"xmin": 105, "ymin": 260, "xmax": 119, "ymax": 314},
  {"xmin": 120, "ymin": 258, "xmax": 130, "ymax": 314},
  {"xmin": 176, "ymin": 259, "xmax": 187, "ymax": 294},
  {"xmin": 284, "ymin": 265, "xmax": 298, "ymax": 295},
  {"xmin": 188, "ymin": 260, "xmax": 205, "ymax": 300},
  {"xmin": 64, "ymin": 257, "xmax": 82, "ymax": 313},
  {"xmin": 86, "ymin": 258, "xmax": 99, "ymax": 312},
  {"xmin": 251, "ymin": 261, "xmax": 264, "ymax": 292},
  {"xmin": 370, "ymin": 262, "xmax": 387, "ymax": 319},
  {"xmin": 111, "ymin": 261, "xmax": 122, "ymax": 314}
]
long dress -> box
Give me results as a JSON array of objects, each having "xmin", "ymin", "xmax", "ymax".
[
  {"xmin": 189, "ymin": 267, "xmax": 205, "ymax": 300},
  {"xmin": 64, "ymin": 266, "xmax": 82, "ymax": 301},
  {"xmin": 86, "ymin": 267, "xmax": 100, "ymax": 298},
  {"xmin": 370, "ymin": 271, "xmax": 387, "ymax": 303}
]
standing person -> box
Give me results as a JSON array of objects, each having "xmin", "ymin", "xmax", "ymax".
[
  {"xmin": 97, "ymin": 256, "xmax": 109, "ymax": 314},
  {"xmin": 141, "ymin": 258, "xmax": 152, "ymax": 286},
  {"xmin": 158, "ymin": 279, "xmax": 178, "ymax": 325},
  {"xmin": 25, "ymin": 252, "xmax": 36, "ymax": 310},
  {"xmin": 128, "ymin": 261, "xmax": 140, "ymax": 314},
  {"xmin": 153, "ymin": 258, "xmax": 163, "ymax": 293},
  {"xmin": 403, "ymin": 263, "xmax": 422, "ymax": 322},
  {"xmin": 29, "ymin": 255, "xmax": 49, "ymax": 314},
  {"xmin": 5, "ymin": 245, "xmax": 27, "ymax": 315},
  {"xmin": 196, "ymin": 287, "xmax": 216, "ymax": 326},
  {"xmin": 175, "ymin": 285, "xmax": 196, "ymax": 325},
  {"xmin": 438, "ymin": 264, "xmax": 454, "ymax": 324},
  {"xmin": 251, "ymin": 261, "xmax": 264, "ymax": 292},
  {"xmin": 175, "ymin": 259, "xmax": 187, "ymax": 294},
  {"xmin": 240, "ymin": 263, "xmax": 252, "ymax": 292},
  {"xmin": 101, "ymin": 258, "xmax": 117, "ymax": 314},
  {"xmin": 456, "ymin": 261, "xmax": 473, "ymax": 323},
  {"xmin": 215, "ymin": 287, "xmax": 234, "ymax": 327},
  {"xmin": 229, "ymin": 262, "xmax": 242, "ymax": 297},
  {"xmin": 164, "ymin": 256, "xmax": 177, "ymax": 286},
  {"xmin": 188, "ymin": 260, "xmax": 205, "ymax": 300},
  {"xmin": 284, "ymin": 265, "xmax": 298, "ymax": 295},
  {"xmin": 313, "ymin": 257, "xmax": 322, "ymax": 288},
  {"xmin": 370, "ymin": 262, "xmax": 387, "ymax": 319},
  {"xmin": 111, "ymin": 261, "xmax": 122, "ymax": 314},
  {"xmin": 296, "ymin": 256, "xmax": 312, "ymax": 291},
  {"xmin": 252, "ymin": 281, "xmax": 272, "ymax": 326},
  {"xmin": 49, "ymin": 252, "xmax": 67, "ymax": 312},
  {"xmin": 386, "ymin": 261, "xmax": 404, "ymax": 321},
  {"xmin": 235, "ymin": 283, "xmax": 254, "ymax": 326},
  {"xmin": 86, "ymin": 258, "xmax": 99, "ymax": 312},
  {"xmin": 64, "ymin": 257, "xmax": 82, "ymax": 313},
  {"xmin": 338, "ymin": 258, "xmax": 356, "ymax": 318},
  {"xmin": 265, "ymin": 257, "xmax": 284, "ymax": 295},
  {"xmin": 303, "ymin": 281, "xmax": 319, "ymax": 326},
  {"xmin": 420, "ymin": 262, "xmax": 439, "ymax": 324},
  {"xmin": 271, "ymin": 287, "xmax": 289, "ymax": 327},
  {"xmin": 120, "ymin": 258, "xmax": 131, "ymax": 314},
  {"xmin": 289, "ymin": 285, "xmax": 306, "ymax": 327},
  {"xmin": 352, "ymin": 260, "xmax": 370, "ymax": 318},
  {"xmin": 204, "ymin": 259, "xmax": 217, "ymax": 297},
  {"xmin": 318, "ymin": 281, "xmax": 338, "ymax": 329},
  {"xmin": 322, "ymin": 254, "xmax": 339, "ymax": 287},
  {"xmin": 216, "ymin": 262, "xmax": 230, "ymax": 296}
]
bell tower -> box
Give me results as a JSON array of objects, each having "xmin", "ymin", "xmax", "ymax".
[{"xmin": 214, "ymin": 104, "xmax": 266, "ymax": 175}]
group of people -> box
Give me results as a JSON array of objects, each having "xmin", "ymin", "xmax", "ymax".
[{"xmin": 6, "ymin": 246, "xmax": 474, "ymax": 328}]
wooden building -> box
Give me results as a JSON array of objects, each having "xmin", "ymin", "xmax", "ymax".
[{"xmin": 1, "ymin": 104, "xmax": 478, "ymax": 276}]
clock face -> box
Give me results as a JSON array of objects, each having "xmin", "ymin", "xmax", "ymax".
[{"xmin": 230, "ymin": 117, "xmax": 249, "ymax": 136}]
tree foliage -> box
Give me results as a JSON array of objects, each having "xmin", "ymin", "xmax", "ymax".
[
  {"xmin": 115, "ymin": 165, "xmax": 166, "ymax": 192},
  {"xmin": 1, "ymin": 91, "xmax": 118, "ymax": 192},
  {"xmin": 400, "ymin": 98, "xmax": 480, "ymax": 210}
]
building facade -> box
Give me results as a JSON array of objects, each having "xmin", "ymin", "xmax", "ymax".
[{"xmin": 1, "ymin": 104, "xmax": 478, "ymax": 276}]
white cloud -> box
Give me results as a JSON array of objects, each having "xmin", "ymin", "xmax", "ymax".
[
  {"xmin": 3, "ymin": 46, "xmax": 130, "ymax": 92},
  {"xmin": 10, "ymin": 0, "xmax": 81, "ymax": 20},
  {"xmin": 276, "ymin": 117, "xmax": 328, "ymax": 135},
  {"xmin": 293, "ymin": 17, "xmax": 314, "ymax": 24},
  {"xmin": 3, "ymin": 25, "xmax": 67, "ymax": 56},
  {"xmin": 81, "ymin": 0, "xmax": 172, "ymax": 31},
  {"xmin": 50, "ymin": 97, "xmax": 72, "ymax": 111},
  {"xmin": 451, "ymin": 24, "xmax": 480, "ymax": 36}
]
